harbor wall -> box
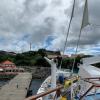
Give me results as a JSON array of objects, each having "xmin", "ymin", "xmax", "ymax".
[{"xmin": 17, "ymin": 66, "xmax": 51, "ymax": 79}]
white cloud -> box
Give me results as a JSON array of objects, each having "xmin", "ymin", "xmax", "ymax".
[{"xmin": 0, "ymin": 0, "xmax": 100, "ymax": 55}]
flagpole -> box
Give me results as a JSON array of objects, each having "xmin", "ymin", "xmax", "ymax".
[{"xmin": 30, "ymin": 42, "xmax": 31, "ymax": 51}]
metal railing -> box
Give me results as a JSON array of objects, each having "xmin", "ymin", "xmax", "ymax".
[
  {"xmin": 25, "ymin": 85, "xmax": 63, "ymax": 100},
  {"xmin": 25, "ymin": 77, "xmax": 100, "ymax": 100}
]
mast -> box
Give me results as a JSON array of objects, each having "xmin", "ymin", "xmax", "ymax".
[
  {"xmin": 44, "ymin": 57, "xmax": 56, "ymax": 89},
  {"xmin": 44, "ymin": 57, "xmax": 56, "ymax": 97}
]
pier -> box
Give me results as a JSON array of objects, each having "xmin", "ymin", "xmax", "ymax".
[{"xmin": 0, "ymin": 72, "xmax": 32, "ymax": 100}]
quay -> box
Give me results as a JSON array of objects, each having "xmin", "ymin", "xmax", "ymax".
[{"xmin": 0, "ymin": 72, "xmax": 32, "ymax": 100}]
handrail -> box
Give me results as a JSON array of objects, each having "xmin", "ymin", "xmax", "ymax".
[
  {"xmin": 25, "ymin": 77, "xmax": 100, "ymax": 100},
  {"xmin": 83, "ymin": 77, "xmax": 100, "ymax": 80},
  {"xmin": 82, "ymin": 77, "xmax": 100, "ymax": 86},
  {"xmin": 25, "ymin": 85, "xmax": 63, "ymax": 100},
  {"xmin": 79, "ymin": 85, "xmax": 94, "ymax": 100},
  {"xmin": 79, "ymin": 77, "xmax": 100, "ymax": 100}
]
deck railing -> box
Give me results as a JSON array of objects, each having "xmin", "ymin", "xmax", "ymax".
[
  {"xmin": 25, "ymin": 85, "xmax": 63, "ymax": 100},
  {"xmin": 25, "ymin": 77, "xmax": 100, "ymax": 100}
]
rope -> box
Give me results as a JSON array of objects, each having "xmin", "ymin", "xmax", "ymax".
[
  {"xmin": 71, "ymin": 22, "xmax": 99, "ymax": 74},
  {"xmin": 59, "ymin": 0, "xmax": 75, "ymax": 69},
  {"xmin": 91, "ymin": 23, "xmax": 100, "ymax": 28},
  {"xmin": 94, "ymin": 86, "xmax": 97, "ymax": 100},
  {"xmin": 71, "ymin": 0, "xmax": 90, "ymax": 75},
  {"xmin": 59, "ymin": 16, "xmax": 72, "ymax": 69},
  {"xmin": 71, "ymin": 29, "xmax": 82, "ymax": 75}
]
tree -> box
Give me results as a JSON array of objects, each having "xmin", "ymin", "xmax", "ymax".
[
  {"xmin": 37, "ymin": 49, "xmax": 47, "ymax": 57},
  {"xmin": 35, "ymin": 57, "xmax": 50, "ymax": 67}
]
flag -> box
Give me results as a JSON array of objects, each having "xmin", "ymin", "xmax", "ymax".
[
  {"xmin": 81, "ymin": 0, "xmax": 89, "ymax": 30},
  {"xmin": 70, "ymin": 0, "xmax": 75, "ymax": 20}
]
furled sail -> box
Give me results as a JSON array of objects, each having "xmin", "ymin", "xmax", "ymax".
[{"xmin": 81, "ymin": 0, "xmax": 89, "ymax": 30}]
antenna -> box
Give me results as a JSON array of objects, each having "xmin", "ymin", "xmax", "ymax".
[{"xmin": 30, "ymin": 42, "xmax": 31, "ymax": 51}]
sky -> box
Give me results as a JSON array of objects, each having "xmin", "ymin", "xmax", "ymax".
[{"xmin": 0, "ymin": 0, "xmax": 100, "ymax": 55}]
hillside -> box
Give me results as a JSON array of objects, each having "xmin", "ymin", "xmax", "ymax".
[{"xmin": 0, "ymin": 49, "xmax": 92, "ymax": 69}]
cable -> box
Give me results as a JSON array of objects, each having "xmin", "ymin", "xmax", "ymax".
[
  {"xmin": 90, "ymin": 23, "xmax": 100, "ymax": 28},
  {"xmin": 59, "ymin": 0, "xmax": 75, "ymax": 69}
]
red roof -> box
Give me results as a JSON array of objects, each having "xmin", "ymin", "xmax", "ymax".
[{"xmin": 1, "ymin": 60, "xmax": 15, "ymax": 65}]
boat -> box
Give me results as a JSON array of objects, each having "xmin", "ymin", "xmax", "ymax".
[
  {"xmin": 25, "ymin": 0, "xmax": 100, "ymax": 100},
  {"xmin": 36, "ymin": 57, "xmax": 77, "ymax": 100},
  {"xmin": 36, "ymin": 0, "xmax": 81, "ymax": 99},
  {"xmin": 36, "ymin": 0, "xmax": 77, "ymax": 98}
]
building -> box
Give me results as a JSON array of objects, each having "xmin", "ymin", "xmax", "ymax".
[
  {"xmin": 0, "ymin": 60, "xmax": 16, "ymax": 69},
  {"xmin": 0, "ymin": 60, "xmax": 24, "ymax": 76}
]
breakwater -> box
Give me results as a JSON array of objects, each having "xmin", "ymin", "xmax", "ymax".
[{"xmin": 0, "ymin": 72, "xmax": 32, "ymax": 100}]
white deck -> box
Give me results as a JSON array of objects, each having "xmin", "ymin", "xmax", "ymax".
[
  {"xmin": 79, "ymin": 56, "xmax": 100, "ymax": 78},
  {"xmin": 78, "ymin": 56, "xmax": 100, "ymax": 95},
  {"xmin": 82, "ymin": 56, "xmax": 100, "ymax": 65}
]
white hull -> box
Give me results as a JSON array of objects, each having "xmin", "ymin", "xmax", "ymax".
[
  {"xmin": 37, "ymin": 69, "xmax": 71, "ymax": 100},
  {"xmin": 37, "ymin": 56, "xmax": 100, "ymax": 100}
]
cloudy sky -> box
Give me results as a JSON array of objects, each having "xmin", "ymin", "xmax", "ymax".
[{"xmin": 0, "ymin": 0, "xmax": 100, "ymax": 55}]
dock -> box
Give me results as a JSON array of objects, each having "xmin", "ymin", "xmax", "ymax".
[{"xmin": 0, "ymin": 72, "xmax": 32, "ymax": 100}]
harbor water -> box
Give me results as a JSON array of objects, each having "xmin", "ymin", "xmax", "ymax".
[
  {"xmin": 0, "ymin": 80, "xmax": 9, "ymax": 88},
  {"xmin": 29, "ymin": 79, "xmax": 43, "ymax": 95}
]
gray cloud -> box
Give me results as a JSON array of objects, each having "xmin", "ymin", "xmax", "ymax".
[
  {"xmin": 30, "ymin": 17, "xmax": 55, "ymax": 44},
  {"xmin": 62, "ymin": 0, "xmax": 100, "ymax": 48},
  {"xmin": 23, "ymin": 0, "xmax": 47, "ymax": 17},
  {"xmin": 0, "ymin": 0, "xmax": 100, "ymax": 55},
  {"xmin": 51, "ymin": 0, "xmax": 62, "ymax": 7}
]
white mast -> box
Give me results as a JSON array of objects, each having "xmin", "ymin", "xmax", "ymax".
[{"xmin": 44, "ymin": 57, "xmax": 56, "ymax": 89}]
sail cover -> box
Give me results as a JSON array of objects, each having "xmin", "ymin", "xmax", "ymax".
[{"xmin": 81, "ymin": 0, "xmax": 89, "ymax": 30}]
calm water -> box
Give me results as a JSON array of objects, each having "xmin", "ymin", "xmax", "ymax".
[
  {"xmin": 28, "ymin": 79, "xmax": 44, "ymax": 95},
  {"xmin": 0, "ymin": 80, "xmax": 9, "ymax": 88}
]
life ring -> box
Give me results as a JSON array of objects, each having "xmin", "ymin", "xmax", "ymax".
[
  {"xmin": 64, "ymin": 80, "xmax": 72, "ymax": 89},
  {"xmin": 60, "ymin": 96, "xmax": 67, "ymax": 100}
]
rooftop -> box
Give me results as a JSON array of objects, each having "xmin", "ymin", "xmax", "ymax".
[{"xmin": 0, "ymin": 60, "xmax": 15, "ymax": 65}]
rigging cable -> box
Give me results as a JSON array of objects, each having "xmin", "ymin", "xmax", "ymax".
[
  {"xmin": 90, "ymin": 23, "xmax": 100, "ymax": 28},
  {"xmin": 59, "ymin": 0, "xmax": 75, "ymax": 69},
  {"xmin": 71, "ymin": 29, "xmax": 82, "ymax": 74},
  {"xmin": 71, "ymin": 0, "xmax": 90, "ymax": 75}
]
